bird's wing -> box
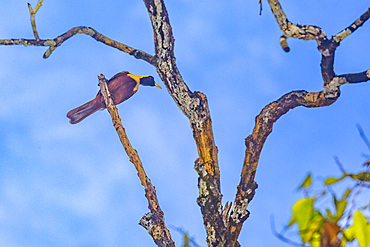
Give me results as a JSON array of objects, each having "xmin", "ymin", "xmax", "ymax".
[
  {"xmin": 111, "ymin": 78, "xmax": 138, "ymax": 105},
  {"xmin": 108, "ymin": 71, "xmax": 130, "ymax": 83}
]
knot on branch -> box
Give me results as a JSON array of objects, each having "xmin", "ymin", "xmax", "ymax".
[
  {"xmin": 188, "ymin": 91, "xmax": 210, "ymax": 131},
  {"xmin": 139, "ymin": 212, "xmax": 174, "ymax": 247},
  {"xmin": 279, "ymin": 22, "xmax": 327, "ymax": 52},
  {"xmin": 230, "ymin": 181, "xmax": 257, "ymax": 224},
  {"xmin": 195, "ymin": 160, "xmax": 221, "ymax": 208},
  {"xmin": 194, "ymin": 159, "xmax": 209, "ymax": 178},
  {"xmin": 323, "ymin": 77, "xmax": 346, "ymax": 99},
  {"xmin": 140, "ymin": 212, "xmax": 162, "ymax": 232},
  {"xmin": 318, "ymin": 38, "xmax": 340, "ymax": 56},
  {"xmin": 287, "ymin": 23, "xmax": 326, "ymax": 40},
  {"xmin": 230, "ymin": 202, "xmax": 250, "ymax": 225}
]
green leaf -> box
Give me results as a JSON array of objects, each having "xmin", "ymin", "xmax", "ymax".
[
  {"xmin": 342, "ymin": 210, "xmax": 370, "ymax": 247},
  {"xmin": 324, "ymin": 176, "xmax": 345, "ymax": 186},
  {"xmin": 342, "ymin": 226, "xmax": 355, "ymax": 246},
  {"xmin": 288, "ymin": 198, "xmax": 315, "ymax": 242},
  {"xmin": 297, "ymin": 173, "xmax": 312, "ymax": 190},
  {"xmin": 326, "ymin": 209, "xmax": 334, "ymax": 221},
  {"xmin": 310, "ymin": 232, "xmax": 321, "ymax": 247},
  {"xmin": 302, "ymin": 210, "xmax": 324, "ymax": 243},
  {"xmin": 352, "ymin": 210, "xmax": 369, "ymax": 247},
  {"xmin": 335, "ymin": 199, "xmax": 347, "ymax": 222},
  {"xmin": 332, "ymin": 190, "xmax": 349, "ymax": 222},
  {"xmin": 183, "ymin": 233, "xmax": 190, "ymax": 247}
]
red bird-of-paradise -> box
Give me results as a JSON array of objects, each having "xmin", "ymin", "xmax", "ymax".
[{"xmin": 67, "ymin": 71, "xmax": 161, "ymax": 124}]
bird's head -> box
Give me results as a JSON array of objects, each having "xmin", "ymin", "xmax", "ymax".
[{"xmin": 139, "ymin": 76, "xmax": 162, "ymax": 89}]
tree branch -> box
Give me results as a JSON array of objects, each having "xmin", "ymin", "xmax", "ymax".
[
  {"xmin": 143, "ymin": 0, "xmax": 226, "ymax": 245},
  {"xmin": 223, "ymin": 1, "xmax": 370, "ymax": 245},
  {"xmin": 318, "ymin": 8, "xmax": 370, "ymax": 85},
  {"xmin": 267, "ymin": 0, "xmax": 327, "ymax": 52},
  {"xmin": 27, "ymin": 0, "xmax": 43, "ymax": 40},
  {"xmin": 1, "ymin": 1, "xmax": 156, "ymax": 64},
  {"xmin": 338, "ymin": 70, "xmax": 370, "ymax": 84},
  {"xmin": 0, "ymin": 26, "xmax": 157, "ymax": 64},
  {"xmin": 224, "ymin": 88, "xmax": 340, "ymax": 246},
  {"xmin": 98, "ymin": 74, "xmax": 175, "ymax": 247},
  {"xmin": 333, "ymin": 7, "xmax": 370, "ymax": 43}
]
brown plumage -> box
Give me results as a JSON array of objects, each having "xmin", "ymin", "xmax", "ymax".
[{"xmin": 67, "ymin": 71, "xmax": 161, "ymax": 124}]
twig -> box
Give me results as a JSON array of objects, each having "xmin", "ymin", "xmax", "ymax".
[
  {"xmin": 267, "ymin": 0, "xmax": 288, "ymax": 31},
  {"xmin": 259, "ymin": 0, "xmax": 262, "ymax": 15},
  {"xmin": 334, "ymin": 156, "xmax": 346, "ymax": 174},
  {"xmin": 333, "ymin": 8, "xmax": 370, "ymax": 43},
  {"xmin": 0, "ymin": 26, "xmax": 157, "ymax": 65},
  {"xmin": 98, "ymin": 74, "xmax": 174, "ymax": 247},
  {"xmin": 270, "ymin": 215, "xmax": 308, "ymax": 247},
  {"xmin": 27, "ymin": 0, "xmax": 43, "ymax": 40},
  {"xmin": 338, "ymin": 70, "xmax": 370, "ymax": 84},
  {"xmin": 267, "ymin": 0, "xmax": 327, "ymax": 52},
  {"xmin": 356, "ymin": 123, "xmax": 370, "ymax": 151},
  {"xmin": 1, "ymin": 2, "xmax": 157, "ymax": 64}
]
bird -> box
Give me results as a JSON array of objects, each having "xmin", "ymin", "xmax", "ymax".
[{"xmin": 67, "ymin": 71, "xmax": 161, "ymax": 124}]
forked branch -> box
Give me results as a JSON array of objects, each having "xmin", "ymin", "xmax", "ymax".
[
  {"xmin": 27, "ymin": 0, "xmax": 43, "ymax": 40},
  {"xmin": 223, "ymin": 1, "xmax": 370, "ymax": 246},
  {"xmin": 0, "ymin": 26, "xmax": 157, "ymax": 65},
  {"xmin": 0, "ymin": 0, "xmax": 156, "ymax": 65},
  {"xmin": 267, "ymin": 0, "xmax": 326, "ymax": 52}
]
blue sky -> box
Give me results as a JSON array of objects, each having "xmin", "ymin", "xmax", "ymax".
[{"xmin": 0, "ymin": 0, "xmax": 369, "ymax": 246}]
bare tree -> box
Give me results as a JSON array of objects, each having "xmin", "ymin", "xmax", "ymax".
[{"xmin": 1, "ymin": 0, "xmax": 369, "ymax": 246}]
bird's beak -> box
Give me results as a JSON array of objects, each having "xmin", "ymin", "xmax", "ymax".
[{"xmin": 154, "ymin": 83, "xmax": 162, "ymax": 89}]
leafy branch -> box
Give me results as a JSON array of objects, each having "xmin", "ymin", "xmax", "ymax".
[{"xmin": 276, "ymin": 130, "xmax": 370, "ymax": 247}]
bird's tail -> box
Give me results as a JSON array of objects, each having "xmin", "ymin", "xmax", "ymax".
[{"xmin": 67, "ymin": 99, "xmax": 102, "ymax": 124}]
